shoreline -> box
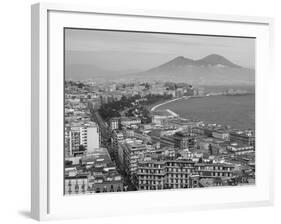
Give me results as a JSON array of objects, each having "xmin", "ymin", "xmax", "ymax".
[
  {"xmin": 165, "ymin": 109, "xmax": 179, "ymax": 117},
  {"xmin": 150, "ymin": 96, "xmax": 190, "ymax": 112},
  {"xmin": 149, "ymin": 93, "xmax": 252, "ymax": 113},
  {"xmin": 154, "ymin": 94, "xmax": 254, "ymax": 130},
  {"xmin": 149, "ymin": 94, "xmax": 254, "ymax": 130}
]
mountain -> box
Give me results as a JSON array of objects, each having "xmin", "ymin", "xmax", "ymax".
[
  {"xmin": 126, "ymin": 54, "xmax": 254, "ymax": 86},
  {"xmin": 196, "ymin": 54, "xmax": 242, "ymax": 68},
  {"xmin": 149, "ymin": 54, "xmax": 241, "ymax": 73},
  {"xmin": 66, "ymin": 54, "xmax": 254, "ymax": 86}
]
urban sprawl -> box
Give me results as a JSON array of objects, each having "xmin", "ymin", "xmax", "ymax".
[{"xmin": 65, "ymin": 80, "xmax": 255, "ymax": 195}]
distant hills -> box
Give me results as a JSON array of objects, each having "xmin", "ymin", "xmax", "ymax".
[
  {"xmin": 66, "ymin": 54, "xmax": 255, "ymax": 86},
  {"xmin": 149, "ymin": 54, "xmax": 242, "ymax": 72}
]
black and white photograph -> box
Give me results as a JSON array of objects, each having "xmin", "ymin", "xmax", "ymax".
[
  {"xmin": 64, "ymin": 28, "xmax": 255, "ymax": 195},
  {"xmin": 1, "ymin": 0, "xmax": 280, "ymax": 222}
]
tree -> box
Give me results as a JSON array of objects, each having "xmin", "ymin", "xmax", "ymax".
[{"xmin": 79, "ymin": 145, "xmax": 86, "ymax": 151}]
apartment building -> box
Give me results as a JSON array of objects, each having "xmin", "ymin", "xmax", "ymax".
[
  {"xmin": 137, "ymin": 156, "xmax": 234, "ymax": 190},
  {"xmin": 174, "ymin": 131, "xmax": 197, "ymax": 150},
  {"xmin": 65, "ymin": 121, "xmax": 100, "ymax": 156},
  {"xmin": 137, "ymin": 158, "xmax": 199, "ymax": 190},
  {"xmin": 121, "ymin": 139, "xmax": 148, "ymax": 184},
  {"xmin": 194, "ymin": 163, "xmax": 234, "ymax": 178}
]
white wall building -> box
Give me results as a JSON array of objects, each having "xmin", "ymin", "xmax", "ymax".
[
  {"xmin": 65, "ymin": 122, "xmax": 100, "ymax": 156},
  {"xmin": 81, "ymin": 122, "xmax": 100, "ymax": 154}
]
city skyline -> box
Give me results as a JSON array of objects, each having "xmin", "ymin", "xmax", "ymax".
[
  {"xmin": 64, "ymin": 29, "xmax": 255, "ymax": 195},
  {"xmin": 64, "ymin": 79, "xmax": 255, "ymax": 195}
]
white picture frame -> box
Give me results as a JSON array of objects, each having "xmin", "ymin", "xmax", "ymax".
[{"xmin": 31, "ymin": 2, "xmax": 274, "ymax": 221}]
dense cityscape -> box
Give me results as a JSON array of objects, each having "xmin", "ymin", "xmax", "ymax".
[{"xmin": 64, "ymin": 80, "xmax": 255, "ymax": 195}]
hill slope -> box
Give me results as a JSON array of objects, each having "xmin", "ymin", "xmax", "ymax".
[{"xmin": 126, "ymin": 54, "xmax": 254, "ymax": 86}]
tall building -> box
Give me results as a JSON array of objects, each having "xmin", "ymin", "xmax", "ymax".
[
  {"xmin": 121, "ymin": 139, "xmax": 148, "ymax": 185},
  {"xmin": 65, "ymin": 121, "xmax": 100, "ymax": 156},
  {"xmin": 111, "ymin": 130, "xmax": 124, "ymax": 162},
  {"xmin": 174, "ymin": 131, "xmax": 196, "ymax": 150},
  {"xmin": 84, "ymin": 122, "xmax": 100, "ymax": 153},
  {"xmin": 65, "ymin": 126, "xmax": 80, "ymax": 156}
]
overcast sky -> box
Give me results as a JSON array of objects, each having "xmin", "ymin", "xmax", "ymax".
[{"xmin": 65, "ymin": 28, "xmax": 255, "ymax": 71}]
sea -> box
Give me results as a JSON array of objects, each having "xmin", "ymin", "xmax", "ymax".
[{"xmin": 158, "ymin": 87, "xmax": 255, "ymax": 130}]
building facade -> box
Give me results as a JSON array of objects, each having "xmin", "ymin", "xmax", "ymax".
[
  {"xmin": 174, "ymin": 131, "xmax": 196, "ymax": 150},
  {"xmin": 194, "ymin": 163, "xmax": 234, "ymax": 178},
  {"xmin": 109, "ymin": 117, "xmax": 120, "ymax": 131},
  {"xmin": 121, "ymin": 139, "xmax": 148, "ymax": 185},
  {"xmin": 137, "ymin": 159, "xmax": 200, "ymax": 190},
  {"xmin": 227, "ymin": 143, "xmax": 255, "ymax": 155},
  {"xmin": 65, "ymin": 175, "xmax": 88, "ymax": 195},
  {"xmin": 229, "ymin": 130, "xmax": 255, "ymax": 146}
]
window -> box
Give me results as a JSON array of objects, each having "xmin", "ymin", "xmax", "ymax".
[
  {"xmin": 110, "ymin": 185, "xmax": 114, "ymax": 192},
  {"xmin": 75, "ymin": 182, "xmax": 79, "ymax": 193},
  {"xmin": 81, "ymin": 182, "xmax": 86, "ymax": 193}
]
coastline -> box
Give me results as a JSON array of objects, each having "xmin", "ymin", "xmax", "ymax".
[
  {"xmin": 165, "ymin": 109, "xmax": 179, "ymax": 117},
  {"xmin": 153, "ymin": 94, "xmax": 255, "ymax": 129},
  {"xmin": 150, "ymin": 96, "xmax": 190, "ymax": 112}
]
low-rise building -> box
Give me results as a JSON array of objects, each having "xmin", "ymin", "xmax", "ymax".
[
  {"xmin": 65, "ymin": 174, "xmax": 88, "ymax": 195},
  {"xmin": 229, "ymin": 130, "xmax": 255, "ymax": 146},
  {"xmin": 109, "ymin": 117, "xmax": 120, "ymax": 131},
  {"xmin": 194, "ymin": 163, "xmax": 234, "ymax": 179},
  {"xmin": 151, "ymin": 110, "xmax": 177, "ymax": 125},
  {"xmin": 227, "ymin": 143, "xmax": 255, "ymax": 155},
  {"xmin": 212, "ymin": 130, "xmax": 230, "ymax": 140},
  {"xmin": 88, "ymin": 170, "xmax": 124, "ymax": 193},
  {"xmin": 120, "ymin": 117, "xmax": 141, "ymax": 127}
]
